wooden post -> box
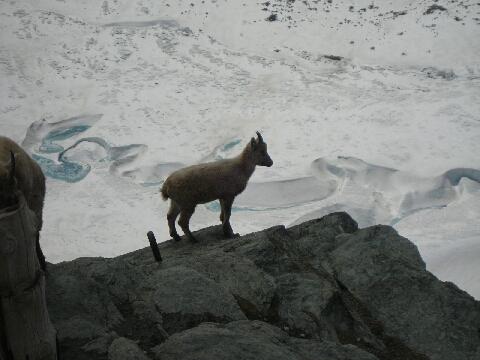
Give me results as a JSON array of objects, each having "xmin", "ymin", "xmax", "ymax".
[
  {"xmin": 0, "ymin": 194, "xmax": 57, "ymax": 360},
  {"xmin": 147, "ymin": 231, "xmax": 162, "ymax": 262}
]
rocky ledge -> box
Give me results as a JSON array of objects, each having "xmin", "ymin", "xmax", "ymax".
[{"xmin": 46, "ymin": 212, "xmax": 480, "ymax": 360}]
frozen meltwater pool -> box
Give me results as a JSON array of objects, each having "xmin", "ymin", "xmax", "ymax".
[
  {"xmin": 39, "ymin": 125, "xmax": 91, "ymax": 153},
  {"xmin": 24, "ymin": 115, "xmax": 153, "ymax": 183},
  {"xmin": 31, "ymin": 122, "xmax": 94, "ymax": 182},
  {"xmin": 33, "ymin": 154, "xmax": 91, "ymax": 183}
]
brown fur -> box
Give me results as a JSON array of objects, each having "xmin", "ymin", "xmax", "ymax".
[
  {"xmin": 0, "ymin": 136, "xmax": 47, "ymax": 270},
  {"xmin": 161, "ymin": 132, "xmax": 273, "ymax": 242}
]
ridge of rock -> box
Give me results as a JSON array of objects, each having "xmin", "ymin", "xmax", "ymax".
[{"xmin": 46, "ymin": 212, "xmax": 480, "ymax": 360}]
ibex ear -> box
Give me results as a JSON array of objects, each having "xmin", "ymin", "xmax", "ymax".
[
  {"xmin": 8, "ymin": 151, "xmax": 16, "ymax": 186},
  {"xmin": 250, "ymin": 137, "xmax": 257, "ymax": 150}
]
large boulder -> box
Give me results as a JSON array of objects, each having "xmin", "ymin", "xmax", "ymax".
[
  {"xmin": 152, "ymin": 320, "xmax": 377, "ymax": 360},
  {"xmin": 148, "ymin": 266, "xmax": 246, "ymax": 333},
  {"xmin": 108, "ymin": 337, "xmax": 150, "ymax": 360},
  {"xmin": 331, "ymin": 225, "xmax": 480, "ymax": 360},
  {"xmin": 46, "ymin": 212, "xmax": 480, "ymax": 360}
]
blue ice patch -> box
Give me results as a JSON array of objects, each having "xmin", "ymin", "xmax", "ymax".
[
  {"xmin": 141, "ymin": 180, "xmax": 164, "ymax": 187},
  {"xmin": 39, "ymin": 125, "xmax": 91, "ymax": 153},
  {"xmin": 223, "ymin": 139, "xmax": 241, "ymax": 151},
  {"xmin": 205, "ymin": 201, "xmax": 221, "ymax": 212},
  {"xmin": 33, "ymin": 154, "xmax": 91, "ymax": 183},
  {"xmin": 204, "ymin": 200, "xmax": 251, "ymax": 213}
]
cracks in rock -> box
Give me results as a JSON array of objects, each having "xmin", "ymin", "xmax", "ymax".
[
  {"xmin": 233, "ymin": 292, "xmax": 281, "ymax": 326},
  {"xmin": 58, "ymin": 338, "xmax": 106, "ymax": 360},
  {"xmin": 233, "ymin": 292, "xmax": 310, "ymax": 339},
  {"xmin": 263, "ymin": 222, "xmax": 430, "ymax": 359},
  {"xmin": 233, "ymin": 294, "xmax": 264, "ymax": 320},
  {"xmin": 334, "ymin": 279, "xmax": 430, "ymax": 360},
  {"xmin": 113, "ymin": 300, "xmax": 168, "ymax": 351},
  {"xmin": 161, "ymin": 310, "xmax": 233, "ymax": 336}
]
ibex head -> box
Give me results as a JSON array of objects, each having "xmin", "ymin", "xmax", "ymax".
[{"xmin": 250, "ymin": 131, "xmax": 273, "ymax": 167}]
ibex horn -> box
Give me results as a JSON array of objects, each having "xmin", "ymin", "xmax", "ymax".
[{"xmin": 256, "ymin": 131, "xmax": 263, "ymax": 143}]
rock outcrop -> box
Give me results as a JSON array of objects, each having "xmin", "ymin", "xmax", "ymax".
[{"xmin": 46, "ymin": 213, "xmax": 480, "ymax": 360}]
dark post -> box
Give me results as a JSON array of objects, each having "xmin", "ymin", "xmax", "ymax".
[{"xmin": 147, "ymin": 231, "xmax": 162, "ymax": 262}]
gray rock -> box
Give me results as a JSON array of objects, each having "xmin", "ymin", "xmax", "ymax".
[
  {"xmin": 149, "ymin": 266, "xmax": 246, "ymax": 333},
  {"xmin": 82, "ymin": 333, "xmax": 118, "ymax": 358},
  {"xmin": 152, "ymin": 320, "xmax": 377, "ymax": 360},
  {"xmin": 46, "ymin": 212, "xmax": 480, "ymax": 360},
  {"xmin": 331, "ymin": 225, "xmax": 480, "ymax": 360},
  {"xmin": 108, "ymin": 337, "xmax": 150, "ymax": 360},
  {"xmin": 187, "ymin": 250, "xmax": 277, "ymax": 316}
]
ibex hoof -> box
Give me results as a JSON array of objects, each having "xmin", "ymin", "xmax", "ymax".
[{"xmin": 172, "ymin": 234, "xmax": 182, "ymax": 242}]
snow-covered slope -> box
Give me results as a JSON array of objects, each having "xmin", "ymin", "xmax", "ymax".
[{"xmin": 1, "ymin": 0, "xmax": 479, "ymax": 297}]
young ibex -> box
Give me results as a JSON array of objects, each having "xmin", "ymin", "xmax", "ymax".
[
  {"xmin": 0, "ymin": 136, "xmax": 47, "ymax": 270},
  {"xmin": 161, "ymin": 132, "xmax": 273, "ymax": 242}
]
